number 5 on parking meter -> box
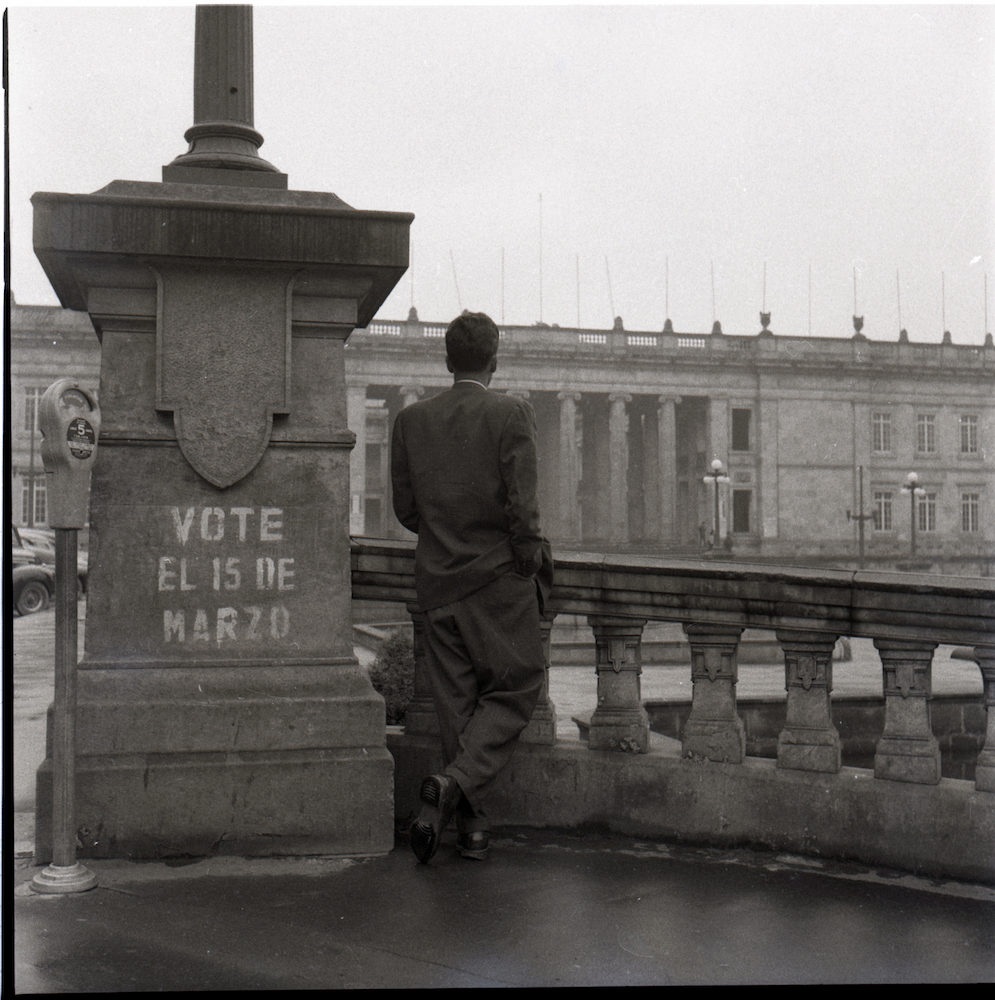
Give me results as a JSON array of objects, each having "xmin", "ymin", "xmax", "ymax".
[{"xmin": 39, "ymin": 380, "xmax": 101, "ymax": 528}]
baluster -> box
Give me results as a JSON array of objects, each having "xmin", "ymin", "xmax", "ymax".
[
  {"xmin": 403, "ymin": 602, "xmax": 439, "ymax": 736},
  {"xmin": 973, "ymin": 645, "xmax": 995, "ymax": 792},
  {"xmin": 775, "ymin": 630, "xmax": 841, "ymax": 773},
  {"xmin": 682, "ymin": 623, "xmax": 745, "ymax": 763},
  {"xmin": 520, "ymin": 611, "xmax": 558, "ymax": 745},
  {"xmin": 587, "ymin": 616, "xmax": 649, "ymax": 752},
  {"xmin": 873, "ymin": 638, "xmax": 940, "ymax": 784}
]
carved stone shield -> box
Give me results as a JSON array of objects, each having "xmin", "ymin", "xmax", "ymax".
[{"xmin": 155, "ymin": 264, "xmax": 293, "ymax": 488}]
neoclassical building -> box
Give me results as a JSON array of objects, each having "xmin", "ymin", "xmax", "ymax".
[
  {"xmin": 346, "ymin": 311, "xmax": 994, "ymax": 574},
  {"xmin": 10, "ymin": 301, "xmax": 994, "ymax": 573}
]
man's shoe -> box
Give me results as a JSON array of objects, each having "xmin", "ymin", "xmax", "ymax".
[
  {"xmin": 456, "ymin": 830, "xmax": 490, "ymax": 860},
  {"xmin": 410, "ymin": 773, "xmax": 460, "ymax": 863}
]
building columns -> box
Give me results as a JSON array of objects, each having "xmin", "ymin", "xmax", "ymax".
[
  {"xmin": 400, "ymin": 385, "xmax": 425, "ymax": 410},
  {"xmin": 657, "ymin": 395, "xmax": 680, "ymax": 546},
  {"xmin": 346, "ymin": 384, "xmax": 368, "ymax": 535},
  {"xmin": 608, "ymin": 393, "xmax": 630, "ymax": 546},
  {"xmin": 557, "ymin": 392, "xmax": 582, "ymax": 543}
]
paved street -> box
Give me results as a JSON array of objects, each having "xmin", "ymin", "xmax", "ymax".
[{"xmin": 11, "ymin": 604, "xmax": 995, "ymax": 989}]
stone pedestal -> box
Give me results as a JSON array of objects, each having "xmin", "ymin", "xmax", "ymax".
[
  {"xmin": 973, "ymin": 646, "xmax": 995, "ymax": 793},
  {"xmin": 775, "ymin": 630, "xmax": 841, "ymax": 773},
  {"xmin": 681, "ymin": 623, "xmax": 745, "ymax": 763},
  {"xmin": 33, "ymin": 176, "xmax": 411, "ymax": 859},
  {"xmin": 587, "ymin": 616, "xmax": 649, "ymax": 752},
  {"xmin": 520, "ymin": 611, "xmax": 558, "ymax": 745},
  {"xmin": 404, "ymin": 602, "xmax": 440, "ymax": 738},
  {"xmin": 873, "ymin": 638, "xmax": 941, "ymax": 785}
]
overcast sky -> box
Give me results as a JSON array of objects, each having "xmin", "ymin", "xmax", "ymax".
[{"xmin": 8, "ymin": 4, "xmax": 994, "ymax": 343}]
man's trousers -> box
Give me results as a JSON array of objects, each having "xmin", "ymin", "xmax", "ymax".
[{"xmin": 421, "ymin": 571, "xmax": 545, "ymax": 827}]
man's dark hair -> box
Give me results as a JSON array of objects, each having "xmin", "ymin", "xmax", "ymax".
[{"xmin": 445, "ymin": 311, "xmax": 499, "ymax": 372}]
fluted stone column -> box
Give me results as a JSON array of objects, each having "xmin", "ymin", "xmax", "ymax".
[
  {"xmin": 587, "ymin": 616, "xmax": 649, "ymax": 752},
  {"xmin": 165, "ymin": 5, "xmax": 281, "ymax": 177},
  {"xmin": 346, "ymin": 384, "xmax": 368, "ymax": 535},
  {"xmin": 403, "ymin": 602, "xmax": 439, "ymax": 737},
  {"xmin": 386, "ymin": 386, "xmax": 425, "ymax": 539},
  {"xmin": 973, "ymin": 645, "xmax": 995, "ymax": 792},
  {"xmin": 682, "ymin": 623, "xmax": 746, "ymax": 762},
  {"xmin": 775, "ymin": 630, "xmax": 841, "ymax": 773},
  {"xmin": 580, "ymin": 396, "xmax": 609, "ymax": 543},
  {"xmin": 657, "ymin": 396, "xmax": 679, "ymax": 546},
  {"xmin": 532, "ymin": 393, "xmax": 559, "ymax": 541},
  {"xmin": 558, "ymin": 392, "xmax": 581, "ymax": 543},
  {"xmin": 709, "ymin": 397, "xmax": 729, "ymax": 462},
  {"xmin": 608, "ymin": 393, "xmax": 631, "ymax": 547},
  {"xmin": 873, "ymin": 638, "xmax": 941, "ymax": 784},
  {"xmin": 520, "ymin": 611, "xmax": 558, "ymax": 745}
]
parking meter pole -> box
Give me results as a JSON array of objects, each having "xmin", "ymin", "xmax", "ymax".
[
  {"xmin": 31, "ymin": 527, "xmax": 97, "ymax": 894},
  {"xmin": 32, "ymin": 377, "xmax": 100, "ymax": 895}
]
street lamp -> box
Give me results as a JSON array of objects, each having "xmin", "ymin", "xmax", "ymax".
[
  {"xmin": 901, "ymin": 471, "xmax": 926, "ymax": 557},
  {"xmin": 702, "ymin": 458, "xmax": 731, "ymax": 551}
]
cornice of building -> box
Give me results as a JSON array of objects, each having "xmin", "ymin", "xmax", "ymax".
[
  {"xmin": 352, "ymin": 318, "xmax": 995, "ymax": 376},
  {"xmin": 10, "ymin": 302, "xmax": 96, "ymax": 335}
]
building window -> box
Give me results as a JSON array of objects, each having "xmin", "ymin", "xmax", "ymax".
[
  {"xmin": 732, "ymin": 489, "xmax": 751, "ymax": 533},
  {"xmin": 24, "ymin": 386, "xmax": 46, "ymax": 432},
  {"xmin": 960, "ymin": 415, "xmax": 978, "ymax": 454},
  {"xmin": 21, "ymin": 478, "xmax": 46, "ymax": 526},
  {"xmin": 873, "ymin": 491, "xmax": 893, "ymax": 531},
  {"xmin": 962, "ymin": 493, "xmax": 980, "ymax": 533},
  {"xmin": 917, "ymin": 492, "xmax": 936, "ymax": 533},
  {"xmin": 916, "ymin": 414, "xmax": 936, "ymax": 454},
  {"xmin": 872, "ymin": 412, "xmax": 892, "ymax": 453},
  {"xmin": 731, "ymin": 409, "xmax": 752, "ymax": 451}
]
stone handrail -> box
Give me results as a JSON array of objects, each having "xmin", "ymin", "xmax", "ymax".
[
  {"xmin": 352, "ymin": 537, "xmax": 993, "ymax": 643},
  {"xmin": 351, "ymin": 537, "xmax": 995, "ymax": 791}
]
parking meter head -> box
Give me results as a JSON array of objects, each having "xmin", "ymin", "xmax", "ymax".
[{"xmin": 38, "ymin": 379, "xmax": 101, "ymax": 528}]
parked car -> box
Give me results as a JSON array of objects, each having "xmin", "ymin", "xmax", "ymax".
[
  {"xmin": 12, "ymin": 564, "xmax": 56, "ymax": 615},
  {"xmin": 15, "ymin": 526, "xmax": 88, "ymax": 595},
  {"xmin": 11, "ymin": 525, "xmax": 43, "ymax": 567},
  {"xmin": 18, "ymin": 527, "xmax": 55, "ymax": 563}
]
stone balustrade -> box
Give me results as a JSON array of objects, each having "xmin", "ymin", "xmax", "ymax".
[
  {"xmin": 361, "ymin": 319, "xmax": 995, "ymax": 371},
  {"xmin": 352, "ymin": 538, "xmax": 995, "ymax": 794}
]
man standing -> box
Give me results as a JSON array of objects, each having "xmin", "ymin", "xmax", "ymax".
[{"xmin": 391, "ymin": 311, "xmax": 551, "ymax": 863}]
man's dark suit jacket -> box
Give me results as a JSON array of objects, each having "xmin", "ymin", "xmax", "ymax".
[{"xmin": 391, "ymin": 380, "xmax": 552, "ymax": 612}]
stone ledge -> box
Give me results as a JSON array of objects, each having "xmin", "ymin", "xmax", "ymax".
[{"xmin": 387, "ymin": 729, "xmax": 995, "ymax": 884}]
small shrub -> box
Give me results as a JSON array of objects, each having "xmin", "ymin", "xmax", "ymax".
[{"xmin": 369, "ymin": 629, "xmax": 415, "ymax": 725}]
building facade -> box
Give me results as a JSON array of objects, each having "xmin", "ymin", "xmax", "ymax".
[
  {"xmin": 9, "ymin": 302, "xmax": 101, "ymax": 530},
  {"xmin": 10, "ymin": 301, "xmax": 994, "ymax": 573}
]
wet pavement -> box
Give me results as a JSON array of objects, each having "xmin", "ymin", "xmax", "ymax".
[
  {"xmin": 11, "ymin": 605, "xmax": 995, "ymax": 988},
  {"xmin": 13, "ymin": 830, "xmax": 995, "ymax": 989}
]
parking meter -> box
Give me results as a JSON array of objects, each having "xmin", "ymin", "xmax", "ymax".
[
  {"xmin": 39, "ymin": 380, "xmax": 101, "ymax": 528},
  {"xmin": 32, "ymin": 380, "xmax": 100, "ymax": 893}
]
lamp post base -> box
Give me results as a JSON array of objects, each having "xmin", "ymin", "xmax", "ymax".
[{"xmin": 31, "ymin": 862, "xmax": 98, "ymax": 894}]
